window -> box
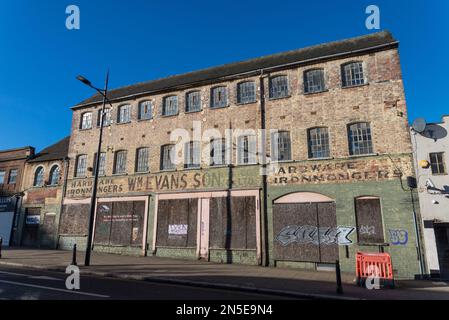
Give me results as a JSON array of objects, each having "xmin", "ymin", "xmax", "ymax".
[
  {"xmin": 93, "ymin": 152, "xmax": 106, "ymax": 176},
  {"xmin": 237, "ymin": 81, "xmax": 256, "ymax": 104},
  {"xmin": 342, "ymin": 62, "xmax": 365, "ymax": 87},
  {"xmin": 161, "ymin": 145, "xmax": 175, "ymax": 170},
  {"xmin": 34, "ymin": 167, "xmax": 45, "ymax": 187},
  {"xmin": 355, "ymin": 197, "xmax": 385, "ymax": 244},
  {"xmin": 80, "ymin": 112, "xmax": 92, "ymax": 129},
  {"xmin": 114, "ymin": 150, "xmax": 127, "ymax": 174},
  {"xmin": 210, "ymin": 138, "xmax": 226, "ymax": 166},
  {"xmin": 304, "ymin": 69, "xmax": 326, "ymax": 93},
  {"xmin": 269, "ymin": 75, "xmax": 289, "ymax": 99},
  {"xmin": 186, "ymin": 91, "xmax": 201, "ymax": 112},
  {"xmin": 136, "ymin": 148, "xmax": 150, "ymax": 172},
  {"xmin": 0, "ymin": 171, "xmax": 5, "ymax": 184},
  {"xmin": 8, "ymin": 169, "xmax": 18, "ymax": 184},
  {"xmin": 308, "ymin": 127, "xmax": 330, "ymax": 159},
  {"xmin": 271, "ymin": 131, "xmax": 291, "ymax": 161},
  {"xmin": 184, "ymin": 141, "xmax": 200, "ymax": 169},
  {"xmin": 75, "ymin": 154, "xmax": 88, "ymax": 177},
  {"xmin": 97, "ymin": 108, "xmax": 111, "ymax": 126},
  {"xmin": 237, "ymin": 135, "xmax": 257, "ymax": 164},
  {"xmin": 49, "ymin": 165, "xmax": 60, "ymax": 185},
  {"xmin": 348, "ymin": 122, "xmax": 373, "ymax": 156},
  {"xmin": 430, "ymin": 152, "xmax": 446, "ymax": 175},
  {"xmin": 138, "ymin": 101, "xmax": 153, "ymax": 120},
  {"xmin": 211, "ymin": 86, "xmax": 228, "ymax": 109},
  {"xmin": 163, "ymin": 96, "xmax": 178, "ymax": 116},
  {"xmin": 118, "ymin": 105, "xmax": 132, "ymax": 123}
]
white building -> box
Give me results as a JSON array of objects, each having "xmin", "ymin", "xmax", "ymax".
[{"xmin": 411, "ymin": 115, "xmax": 449, "ymax": 279}]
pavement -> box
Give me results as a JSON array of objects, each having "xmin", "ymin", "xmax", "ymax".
[{"xmin": 1, "ymin": 248, "xmax": 448, "ymax": 300}]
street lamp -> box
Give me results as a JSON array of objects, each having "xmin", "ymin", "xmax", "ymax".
[{"xmin": 76, "ymin": 70, "xmax": 111, "ymax": 266}]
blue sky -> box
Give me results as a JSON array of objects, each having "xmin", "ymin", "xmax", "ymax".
[{"xmin": 0, "ymin": 0, "xmax": 447, "ymax": 151}]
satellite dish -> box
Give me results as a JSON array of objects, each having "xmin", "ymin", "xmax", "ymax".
[{"xmin": 412, "ymin": 118, "xmax": 427, "ymax": 133}]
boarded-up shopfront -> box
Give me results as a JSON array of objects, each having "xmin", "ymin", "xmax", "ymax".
[{"xmin": 153, "ymin": 190, "xmax": 261, "ymax": 264}]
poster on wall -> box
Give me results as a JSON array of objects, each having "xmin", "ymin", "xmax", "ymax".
[{"xmin": 0, "ymin": 197, "xmax": 16, "ymax": 247}]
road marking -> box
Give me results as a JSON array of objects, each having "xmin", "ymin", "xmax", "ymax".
[
  {"xmin": 0, "ymin": 280, "xmax": 110, "ymax": 298},
  {"xmin": 0, "ymin": 270, "xmax": 60, "ymax": 281}
]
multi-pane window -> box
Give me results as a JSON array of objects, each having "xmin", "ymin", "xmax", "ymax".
[
  {"xmin": 186, "ymin": 91, "xmax": 201, "ymax": 112},
  {"xmin": 0, "ymin": 171, "xmax": 5, "ymax": 184},
  {"xmin": 138, "ymin": 101, "xmax": 153, "ymax": 120},
  {"xmin": 304, "ymin": 69, "xmax": 326, "ymax": 94},
  {"xmin": 80, "ymin": 112, "xmax": 92, "ymax": 129},
  {"xmin": 118, "ymin": 105, "xmax": 132, "ymax": 123},
  {"xmin": 348, "ymin": 122, "xmax": 373, "ymax": 156},
  {"xmin": 161, "ymin": 145, "xmax": 175, "ymax": 170},
  {"xmin": 308, "ymin": 127, "xmax": 330, "ymax": 159},
  {"xmin": 93, "ymin": 152, "xmax": 106, "ymax": 176},
  {"xmin": 237, "ymin": 81, "xmax": 256, "ymax": 104},
  {"xmin": 136, "ymin": 147, "xmax": 150, "ymax": 172},
  {"xmin": 271, "ymin": 131, "xmax": 292, "ymax": 161},
  {"xmin": 210, "ymin": 138, "xmax": 226, "ymax": 166},
  {"xmin": 49, "ymin": 165, "xmax": 60, "ymax": 185},
  {"xmin": 342, "ymin": 62, "xmax": 365, "ymax": 87},
  {"xmin": 184, "ymin": 141, "xmax": 201, "ymax": 169},
  {"xmin": 211, "ymin": 86, "xmax": 228, "ymax": 109},
  {"xmin": 75, "ymin": 154, "xmax": 88, "ymax": 177},
  {"xmin": 97, "ymin": 108, "xmax": 111, "ymax": 126},
  {"xmin": 8, "ymin": 169, "xmax": 18, "ymax": 184},
  {"xmin": 114, "ymin": 150, "xmax": 127, "ymax": 174},
  {"xmin": 430, "ymin": 152, "xmax": 446, "ymax": 175},
  {"xmin": 163, "ymin": 96, "xmax": 178, "ymax": 116},
  {"xmin": 34, "ymin": 167, "xmax": 44, "ymax": 187},
  {"xmin": 269, "ymin": 75, "xmax": 289, "ymax": 99},
  {"xmin": 237, "ymin": 135, "xmax": 257, "ymax": 165}
]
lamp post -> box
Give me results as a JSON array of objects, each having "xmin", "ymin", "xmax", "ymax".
[{"xmin": 76, "ymin": 70, "xmax": 111, "ymax": 266}]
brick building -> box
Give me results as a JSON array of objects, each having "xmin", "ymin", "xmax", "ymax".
[
  {"xmin": 0, "ymin": 146, "xmax": 35, "ymax": 246},
  {"xmin": 18, "ymin": 137, "xmax": 70, "ymax": 248},
  {"xmin": 60, "ymin": 31, "xmax": 420, "ymax": 278}
]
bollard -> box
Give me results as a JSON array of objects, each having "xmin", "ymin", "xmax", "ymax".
[
  {"xmin": 71, "ymin": 243, "xmax": 77, "ymax": 266},
  {"xmin": 0, "ymin": 237, "xmax": 3, "ymax": 259},
  {"xmin": 336, "ymin": 260, "xmax": 343, "ymax": 294}
]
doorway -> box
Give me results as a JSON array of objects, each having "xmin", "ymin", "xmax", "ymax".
[
  {"xmin": 21, "ymin": 208, "xmax": 41, "ymax": 247},
  {"xmin": 434, "ymin": 224, "xmax": 449, "ymax": 280}
]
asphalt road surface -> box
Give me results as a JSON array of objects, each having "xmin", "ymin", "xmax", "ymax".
[{"xmin": 0, "ymin": 266, "xmax": 293, "ymax": 300}]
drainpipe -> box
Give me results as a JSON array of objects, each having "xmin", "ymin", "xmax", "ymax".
[
  {"xmin": 259, "ymin": 70, "xmax": 269, "ymax": 267},
  {"xmin": 55, "ymin": 157, "xmax": 70, "ymax": 249}
]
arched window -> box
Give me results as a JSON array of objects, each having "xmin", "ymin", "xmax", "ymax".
[
  {"xmin": 304, "ymin": 69, "xmax": 326, "ymax": 93},
  {"xmin": 269, "ymin": 75, "xmax": 289, "ymax": 99},
  {"xmin": 80, "ymin": 112, "xmax": 92, "ymax": 129},
  {"xmin": 49, "ymin": 165, "xmax": 60, "ymax": 185},
  {"xmin": 237, "ymin": 81, "xmax": 256, "ymax": 104},
  {"xmin": 348, "ymin": 122, "xmax": 373, "ymax": 155},
  {"xmin": 341, "ymin": 62, "xmax": 365, "ymax": 87},
  {"xmin": 308, "ymin": 127, "xmax": 330, "ymax": 159},
  {"xmin": 34, "ymin": 167, "xmax": 45, "ymax": 187}
]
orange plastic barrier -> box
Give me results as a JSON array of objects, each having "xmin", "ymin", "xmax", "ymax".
[{"xmin": 356, "ymin": 252, "xmax": 394, "ymax": 288}]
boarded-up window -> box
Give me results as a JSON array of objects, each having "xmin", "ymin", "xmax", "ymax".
[
  {"xmin": 94, "ymin": 201, "xmax": 145, "ymax": 247},
  {"xmin": 59, "ymin": 204, "xmax": 90, "ymax": 235},
  {"xmin": 209, "ymin": 196, "xmax": 256, "ymax": 250},
  {"xmin": 156, "ymin": 199, "xmax": 197, "ymax": 248},
  {"xmin": 355, "ymin": 198, "xmax": 385, "ymax": 244}
]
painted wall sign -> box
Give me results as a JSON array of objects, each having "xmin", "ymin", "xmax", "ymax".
[
  {"xmin": 389, "ymin": 229, "xmax": 408, "ymax": 245},
  {"xmin": 66, "ymin": 167, "xmax": 260, "ymax": 199},
  {"xmin": 268, "ymin": 155, "xmax": 413, "ymax": 186},
  {"xmin": 168, "ymin": 224, "xmax": 188, "ymax": 236},
  {"xmin": 276, "ymin": 225, "xmax": 355, "ymax": 246},
  {"xmin": 25, "ymin": 215, "xmax": 41, "ymax": 225}
]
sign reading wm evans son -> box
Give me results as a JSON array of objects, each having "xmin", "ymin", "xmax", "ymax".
[{"xmin": 168, "ymin": 224, "xmax": 188, "ymax": 236}]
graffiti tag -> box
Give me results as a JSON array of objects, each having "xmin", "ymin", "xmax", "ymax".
[
  {"xmin": 359, "ymin": 225, "xmax": 376, "ymax": 235},
  {"xmin": 276, "ymin": 225, "xmax": 355, "ymax": 246},
  {"xmin": 389, "ymin": 229, "xmax": 408, "ymax": 245}
]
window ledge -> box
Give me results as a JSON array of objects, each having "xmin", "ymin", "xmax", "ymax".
[
  {"xmin": 210, "ymin": 105, "xmax": 230, "ymax": 110},
  {"xmin": 116, "ymin": 121, "xmax": 132, "ymax": 125},
  {"xmin": 268, "ymin": 95, "xmax": 291, "ymax": 101},
  {"xmin": 236, "ymin": 100, "xmax": 257, "ymax": 106},
  {"xmin": 236, "ymin": 163, "xmax": 258, "ymax": 166},
  {"xmin": 137, "ymin": 118, "xmax": 153, "ymax": 122},
  {"xmin": 159, "ymin": 169, "xmax": 177, "ymax": 173},
  {"xmin": 183, "ymin": 166, "xmax": 201, "ymax": 171},
  {"xmin": 341, "ymin": 83, "xmax": 369, "ymax": 90},
  {"xmin": 271, "ymin": 159, "xmax": 294, "ymax": 164},
  {"xmin": 79, "ymin": 128, "xmax": 92, "ymax": 131},
  {"xmin": 307, "ymin": 157, "xmax": 334, "ymax": 161},
  {"xmin": 348, "ymin": 153, "xmax": 378, "ymax": 159},
  {"xmin": 303, "ymin": 89, "xmax": 329, "ymax": 96},
  {"xmin": 112, "ymin": 173, "xmax": 128, "ymax": 176},
  {"xmin": 135, "ymin": 171, "xmax": 150, "ymax": 174},
  {"xmin": 161, "ymin": 113, "xmax": 179, "ymax": 118},
  {"xmin": 185, "ymin": 109, "xmax": 202, "ymax": 114}
]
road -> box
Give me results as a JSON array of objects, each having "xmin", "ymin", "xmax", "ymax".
[{"xmin": 0, "ymin": 266, "xmax": 293, "ymax": 300}]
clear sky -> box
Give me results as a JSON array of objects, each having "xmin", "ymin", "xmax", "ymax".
[{"xmin": 0, "ymin": 0, "xmax": 447, "ymax": 151}]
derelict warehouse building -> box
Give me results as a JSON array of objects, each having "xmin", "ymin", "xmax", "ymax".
[{"xmin": 58, "ymin": 31, "xmax": 422, "ymax": 279}]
